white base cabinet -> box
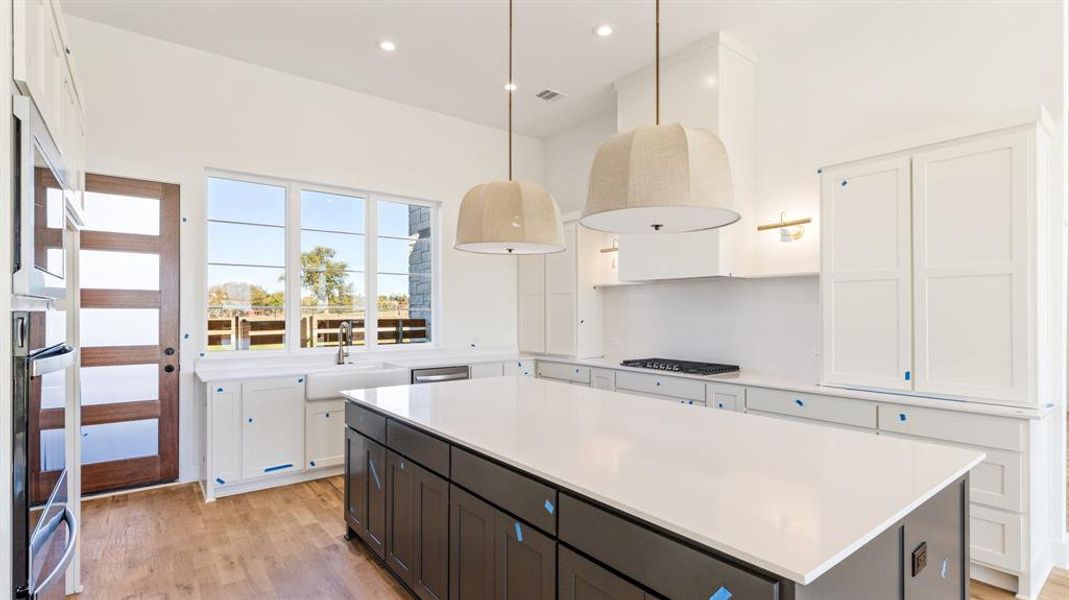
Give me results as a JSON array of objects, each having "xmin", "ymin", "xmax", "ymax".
[
  {"xmin": 306, "ymin": 400, "xmax": 346, "ymax": 470},
  {"xmin": 240, "ymin": 377, "xmax": 305, "ymax": 479}
]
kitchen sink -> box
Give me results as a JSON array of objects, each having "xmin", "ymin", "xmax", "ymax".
[{"xmin": 305, "ymin": 365, "xmax": 409, "ymax": 401}]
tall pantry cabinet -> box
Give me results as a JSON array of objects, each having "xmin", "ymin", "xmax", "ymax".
[{"xmin": 821, "ymin": 117, "xmax": 1057, "ymax": 409}]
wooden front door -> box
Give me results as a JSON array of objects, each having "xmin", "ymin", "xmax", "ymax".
[{"xmin": 76, "ymin": 173, "xmax": 180, "ymax": 495}]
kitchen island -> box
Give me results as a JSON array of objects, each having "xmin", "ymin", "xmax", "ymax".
[{"xmin": 342, "ymin": 376, "xmax": 984, "ymax": 599}]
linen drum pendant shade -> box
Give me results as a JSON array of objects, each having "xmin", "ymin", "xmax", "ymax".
[
  {"xmin": 453, "ymin": 0, "xmax": 565, "ymax": 254},
  {"xmin": 581, "ymin": 0, "xmax": 739, "ymax": 234},
  {"xmin": 582, "ymin": 123, "xmax": 738, "ymax": 233},
  {"xmin": 455, "ymin": 180, "xmax": 565, "ymax": 254}
]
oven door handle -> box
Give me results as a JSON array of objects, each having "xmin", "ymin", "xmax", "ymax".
[
  {"xmin": 29, "ymin": 507, "xmax": 78, "ymax": 600},
  {"xmin": 29, "ymin": 345, "xmax": 76, "ymax": 377}
]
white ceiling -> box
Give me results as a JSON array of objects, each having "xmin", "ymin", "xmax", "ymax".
[{"xmin": 62, "ymin": 0, "xmax": 868, "ymax": 138}]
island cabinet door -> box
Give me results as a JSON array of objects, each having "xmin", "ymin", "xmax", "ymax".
[
  {"xmin": 558, "ymin": 546, "xmax": 646, "ymax": 600},
  {"xmin": 450, "ymin": 486, "xmax": 497, "ymax": 600},
  {"xmin": 495, "ymin": 513, "xmax": 555, "ymax": 600},
  {"xmin": 413, "ymin": 466, "xmax": 450, "ymax": 600},
  {"xmin": 365, "ymin": 441, "xmax": 388, "ymax": 557},
  {"xmin": 345, "ymin": 428, "xmax": 369, "ymax": 535},
  {"xmin": 903, "ymin": 478, "xmax": 967, "ymax": 600},
  {"xmin": 386, "ymin": 450, "xmax": 418, "ymax": 586}
]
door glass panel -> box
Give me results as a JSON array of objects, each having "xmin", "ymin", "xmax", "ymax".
[
  {"xmin": 40, "ymin": 370, "xmax": 66, "ymax": 410},
  {"xmin": 81, "ymin": 308, "xmax": 159, "ymax": 347},
  {"xmin": 40, "ymin": 429, "xmax": 65, "ymax": 471},
  {"xmin": 207, "ymin": 265, "xmax": 286, "ymax": 351},
  {"xmin": 82, "ymin": 192, "xmax": 160, "ymax": 235},
  {"xmin": 81, "ymin": 365, "xmax": 158, "ymax": 405},
  {"xmin": 80, "ymin": 250, "xmax": 159, "ymax": 290},
  {"xmin": 81, "ymin": 419, "xmax": 159, "ymax": 465}
]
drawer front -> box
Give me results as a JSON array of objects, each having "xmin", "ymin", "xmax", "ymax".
[
  {"xmin": 748, "ymin": 410, "xmax": 874, "ymax": 434},
  {"xmin": 559, "ymin": 494, "xmax": 779, "ymax": 600},
  {"xmin": 970, "ymin": 505, "xmax": 1023, "ymax": 571},
  {"xmin": 615, "ymin": 371, "xmax": 705, "ymax": 401},
  {"xmin": 451, "ymin": 447, "xmax": 557, "ymax": 535},
  {"xmin": 881, "ymin": 432, "xmax": 1023, "ymax": 513},
  {"xmin": 346, "ymin": 402, "xmax": 386, "ymax": 444},
  {"xmin": 386, "ymin": 420, "xmax": 450, "ymax": 478},
  {"xmin": 537, "ymin": 361, "xmax": 591, "ymax": 384},
  {"xmin": 503, "ymin": 359, "xmax": 536, "ymax": 377},
  {"xmin": 746, "ymin": 387, "xmax": 877, "ymax": 429},
  {"xmin": 707, "ymin": 382, "xmax": 746, "ymax": 412},
  {"xmin": 877, "ymin": 405, "xmax": 1025, "ymax": 452}
]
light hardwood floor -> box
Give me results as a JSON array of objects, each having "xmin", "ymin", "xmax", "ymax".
[{"xmin": 73, "ymin": 476, "xmax": 1069, "ymax": 600}]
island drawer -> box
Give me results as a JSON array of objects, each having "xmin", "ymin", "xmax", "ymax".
[
  {"xmin": 558, "ymin": 494, "xmax": 780, "ymax": 600},
  {"xmin": 537, "ymin": 361, "xmax": 591, "ymax": 384},
  {"xmin": 451, "ymin": 447, "xmax": 557, "ymax": 535},
  {"xmin": 615, "ymin": 371, "xmax": 706, "ymax": 401},
  {"xmin": 877, "ymin": 404, "xmax": 1025, "ymax": 452},
  {"xmin": 346, "ymin": 403, "xmax": 386, "ymax": 444},
  {"xmin": 386, "ymin": 420, "xmax": 450, "ymax": 478},
  {"xmin": 746, "ymin": 387, "xmax": 877, "ymax": 429}
]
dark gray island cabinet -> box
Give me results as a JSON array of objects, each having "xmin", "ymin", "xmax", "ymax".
[{"xmin": 344, "ymin": 398, "xmax": 973, "ymax": 600}]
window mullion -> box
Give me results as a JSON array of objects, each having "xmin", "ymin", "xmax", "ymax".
[
  {"xmin": 286, "ymin": 182, "xmax": 301, "ymax": 353},
  {"xmin": 366, "ymin": 198, "xmax": 378, "ymax": 350}
]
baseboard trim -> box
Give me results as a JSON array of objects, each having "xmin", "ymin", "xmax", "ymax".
[{"xmin": 971, "ymin": 563, "xmax": 1019, "ymax": 595}]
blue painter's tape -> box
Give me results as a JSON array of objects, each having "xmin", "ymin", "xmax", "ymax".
[
  {"xmin": 899, "ymin": 413, "xmax": 907, "ymax": 422},
  {"xmin": 514, "ymin": 522, "xmax": 523, "ymax": 542},
  {"xmin": 370, "ymin": 461, "xmax": 382, "ymax": 490},
  {"xmin": 905, "ymin": 370, "xmax": 911, "ymax": 381},
  {"xmin": 544, "ymin": 499, "xmax": 555, "ymax": 515},
  {"xmin": 310, "ymin": 461, "xmax": 316, "ymax": 467},
  {"xmin": 840, "ymin": 180, "xmax": 848, "ymax": 187},
  {"xmin": 710, "ymin": 586, "xmax": 732, "ymax": 600},
  {"xmin": 247, "ymin": 418, "xmax": 253, "ymax": 423},
  {"xmin": 216, "ymin": 387, "xmax": 224, "ymax": 393},
  {"xmin": 940, "ymin": 558, "xmax": 949, "ymax": 579},
  {"xmin": 215, "ymin": 478, "xmax": 225, "ymax": 485},
  {"xmin": 298, "ymin": 377, "xmax": 304, "ymax": 383},
  {"xmin": 794, "ymin": 399, "xmax": 805, "ymax": 407},
  {"xmin": 264, "ymin": 463, "xmax": 293, "ymax": 473}
]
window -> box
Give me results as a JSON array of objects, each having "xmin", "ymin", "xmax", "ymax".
[{"xmin": 205, "ymin": 174, "xmax": 436, "ymax": 353}]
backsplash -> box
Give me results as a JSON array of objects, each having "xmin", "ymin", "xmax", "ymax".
[{"xmin": 601, "ymin": 275, "xmax": 820, "ymax": 380}]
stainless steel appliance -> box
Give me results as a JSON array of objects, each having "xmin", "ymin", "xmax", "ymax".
[
  {"xmin": 11, "ymin": 92, "xmax": 79, "ymax": 600},
  {"xmin": 12, "ymin": 94, "xmax": 68, "ymax": 301},
  {"xmin": 411, "ymin": 366, "xmax": 470, "ymax": 384},
  {"xmin": 620, "ymin": 358, "xmax": 740, "ymax": 376}
]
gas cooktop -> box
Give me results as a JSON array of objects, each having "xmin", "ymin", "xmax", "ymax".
[{"xmin": 620, "ymin": 358, "xmax": 740, "ymax": 376}]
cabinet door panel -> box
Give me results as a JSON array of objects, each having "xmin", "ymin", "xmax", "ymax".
[
  {"xmin": 240, "ymin": 378, "xmax": 304, "ymax": 479},
  {"xmin": 345, "ymin": 428, "xmax": 369, "ymax": 534},
  {"xmin": 545, "ymin": 223, "xmax": 577, "ymax": 356},
  {"xmin": 495, "ymin": 514, "xmax": 555, "ymax": 600},
  {"xmin": 413, "ymin": 467, "xmax": 450, "ymax": 600},
  {"xmin": 559, "ymin": 545, "xmax": 645, "ymax": 600},
  {"xmin": 518, "ymin": 255, "xmax": 546, "ymax": 354},
  {"xmin": 450, "ymin": 485, "xmax": 496, "ymax": 600},
  {"xmin": 821, "ymin": 156, "xmax": 912, "ymax": 390},
  {"xmin": 912, "ymin": 131, "xmax": 1030, "ymax": 403},
  {"xmin": 209, "ymin": 384, "xmax": 241, "ymax": 485},
  {"xmin": 386, "ymin": 450, "xmax": 417, "ymax": 586},
  {"xmin": 307, "ymin": 400, "xmax": 345, "ymax": 469},
  {"xmin": 366, "ymin": 440, "xmax": 387, "ymax": 558}
]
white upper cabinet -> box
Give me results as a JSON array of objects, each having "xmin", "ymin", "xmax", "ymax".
[
  {"xmin": 614, "ymin": 33, "xmax": 756, "ymax": 280},
  {"xmin": 821, "ymin": 156, "xmax": 912, "ymax": 390},
  {"xmin": 517, "ymin": 218, "xmax": 612, "ymax": 359},
  {"xmin": 517, "ymin": 254, "xmax": 546, "ymax": 353},
  {"xmin": 911, "ymin": 131, "xmax": 1031, "ymax": 403},
  {"xmin": 820, "ymin": 118, "xmax": 1056, "ymax": 408}
]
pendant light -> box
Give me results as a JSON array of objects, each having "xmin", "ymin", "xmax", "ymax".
[
  {"xmin": 580, "ymin": 0, "xmax": 739, "ymax": 234},
  {"xmin": 454, "ymin": 0, "xmax": 565, "ymax": 254}
]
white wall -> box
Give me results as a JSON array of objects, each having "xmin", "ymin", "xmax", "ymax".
[
  {"xmin": 565, "ymin": 2, "xmax": 1063, "ymax": 382},
  {"xmin": 752, "ymin": 0, "xmax": 1065, "ymax": 274},
  {"xmin": 67, "ymin": 17, "xmax": 544, "ymax": 483},
  {"xmin": 544, "ymin": 112, "xmax": 615, "ymax": 213}
]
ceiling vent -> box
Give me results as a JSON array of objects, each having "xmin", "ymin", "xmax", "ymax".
[{"xmin": 535, "ymin": 89, "xmax": 565, "ymax": 102}]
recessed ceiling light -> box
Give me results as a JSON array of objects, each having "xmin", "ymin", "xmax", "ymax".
[
  {"xmin": 504, "ymin": 82, "xmax": 517, "ymax": 91},
  {"xmin": 378, "ymin": 40, "xmax": 397, "ymax": 52},
  {"xmin": 593, "ymin": 24, "xmax": 613, "ymax": 38}
]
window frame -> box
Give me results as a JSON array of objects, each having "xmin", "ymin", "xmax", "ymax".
[{"xmin": 203, "ymin": 169, "xmax": 441, "ymax": 358}]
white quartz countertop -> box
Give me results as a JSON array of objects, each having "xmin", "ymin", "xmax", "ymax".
[{"xmin": 343, "ymin": 376, "xmax": 984, "ymax": 585}]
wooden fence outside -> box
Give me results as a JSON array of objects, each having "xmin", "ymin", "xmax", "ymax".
[{"xmin": 207, "ymin": 314, "xmax": 428, "ymax": 350}]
